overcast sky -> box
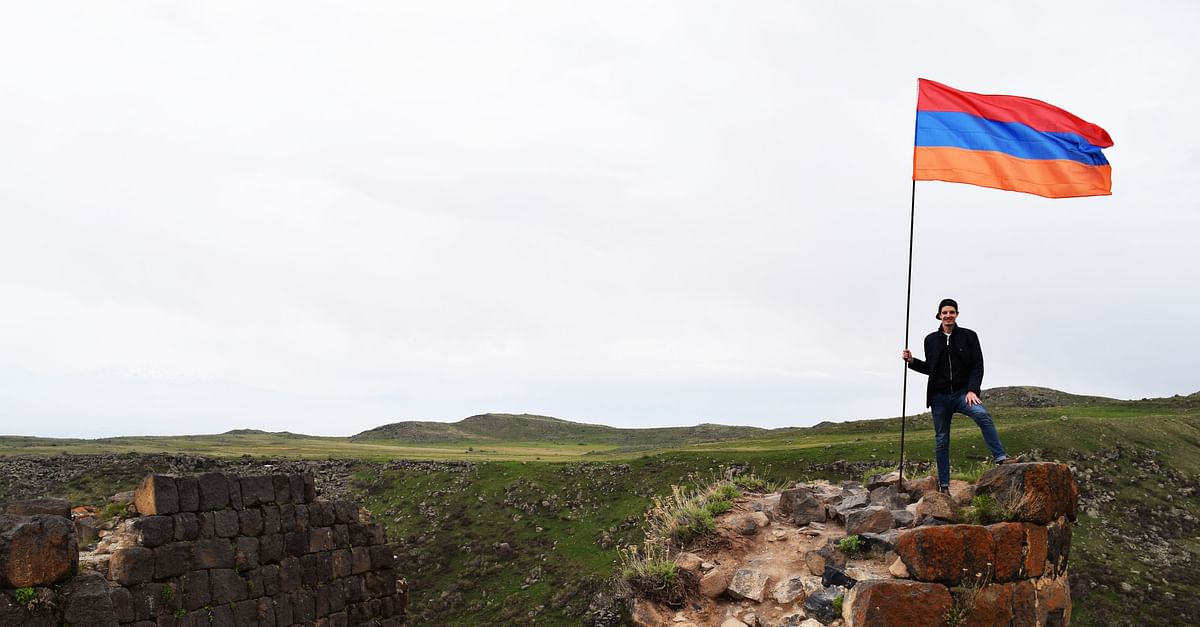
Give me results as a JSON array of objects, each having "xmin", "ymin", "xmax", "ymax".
[{"xmin": 2, "ymin": 2, "xmax": 1197, "ymax": 438}]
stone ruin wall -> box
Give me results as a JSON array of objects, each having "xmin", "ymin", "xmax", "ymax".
[
  {"xmin": 845, "ymin": 462, "xmax": 1078, "ymax": 626},
  {"xmin": 0, "ymin": 472, "xmax": 407, "ymax": 626}
]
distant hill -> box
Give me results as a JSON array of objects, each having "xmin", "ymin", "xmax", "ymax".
[
  {"xmin": 980, "ymin": 386, "xmax": 1118, "ymax": 408},
  {"xmin": 350, "ymin": 412, "xmax": 770, "ymax": 446},
  {"xmin": 222, "ymin": 429, "xmax": 308, "ymax": 438},
  {"xmin": 352, "ymin": 387, "xmax": 1200, "ymax": 447}
]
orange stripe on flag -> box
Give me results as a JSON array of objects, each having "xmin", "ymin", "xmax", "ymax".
[{"xmin": 913, "ymin": 146, "xmax": 1111, "ymax": 198}]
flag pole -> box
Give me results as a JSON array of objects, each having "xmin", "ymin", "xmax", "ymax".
[{"xmin": 899, "ymin": 179, "xmax": 916, "ymax": 487}]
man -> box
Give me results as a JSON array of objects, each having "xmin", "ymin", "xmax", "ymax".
[{"xmin": 902, "ymin": 298, "xmax": 1021, "ymax": 494}]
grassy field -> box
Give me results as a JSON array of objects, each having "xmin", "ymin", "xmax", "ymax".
[{"xmin": 2, "ymin": 388, "xmax": 1197, "ymax": 625}]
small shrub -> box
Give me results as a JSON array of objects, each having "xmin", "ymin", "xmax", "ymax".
[
  {"xmin": 833, "ymin": 593, "xmax": 844, "ymax": 615},
  {"xmin": 733, "ymin": 474, "xmax": 768, "ymax": 492},
  {"xmin": 160, "ymin": 584, "xmax": 174, "ymax": 602},
  {"xmin": 836, "ymin": 535, "xmax": 865, "ymax": 556},
  {"xmin": 961, "ymin": 495, "xmax": 1013, "ymax": 525},
  {"xmin": 703, "ymin": 499, "xmax": 733, "ymax": 517},
  {"xmin": 14, "ymin": 587, "xmax": 36, "ymax": 606},
  {"xmin": 712, "ymin": 482, "xmax": 740, "ymax": 501},
  {"xmin": 669, "ymin": 504, "xmax": 715, "ymax": 543},
  {"xmin": 618, "ymin": 543, "xmax": 686, "ymax": 604},
  {"xmin": 946, "ymin": 563, "xmax": 994, "ymax": 626},
  {"xmin": 100, "ymin": 501, "xmax": 127, "ymax": 521}
]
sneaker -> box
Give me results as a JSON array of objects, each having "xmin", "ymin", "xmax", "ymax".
[
  {"xmin": 938, "ymin": 485, "xmax": 950, "ymax": 495},
  {"xmin": 998, "ymin": 454, "xmax": 1027, "ymax": 465}
]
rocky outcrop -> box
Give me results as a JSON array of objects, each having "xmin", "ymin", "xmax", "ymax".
[
  {"xmin": 866, "ymin": 463, "xmax": 1078, "ymax": 626},
  {"xmin": 627, "ymin": 462, "xmax": 1079, "ymax": 627}
]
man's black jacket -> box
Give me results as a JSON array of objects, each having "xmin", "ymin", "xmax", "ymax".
[{"xmin": 908, "ymin": 325, "xmax": 984, "ymax": 407}]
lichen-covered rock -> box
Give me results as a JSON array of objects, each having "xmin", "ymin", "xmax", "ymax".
[
  {"xmin": 843, "ymin": 579, "xmax": 951, "ymax": 627},
  {"xmin": 895, "ymin": 524, "xmax": 995, "ymax": 586},
  {"xmin": 1035, "ymin": 573, "xmax": 1072, "ymax": 626},
  {"xmin": 0, "ymin": 514, "xmax": 78, "ymax": 587},
  {"xmin": 974, "ymin": 462, "xmax": 1077, "ymax": 524}
]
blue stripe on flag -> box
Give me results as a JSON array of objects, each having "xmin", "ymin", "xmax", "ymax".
[{"xmin": 916, "ymin": 110, "xmax": 1109, "ymax": 166}]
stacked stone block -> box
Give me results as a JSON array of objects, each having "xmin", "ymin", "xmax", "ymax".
[
  {"xmin": 1, "ymin": 472, "xmax": 406, "ymax": 627},
  {"xmin": 110, "ymin": 472, "xmax": 406, "ymax": 626},
  {"xmin": 844, "ymin": 462, "xmax": 1077, "ymax": 626}
]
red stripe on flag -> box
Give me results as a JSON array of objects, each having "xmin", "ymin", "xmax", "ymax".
[{"xmin": 918, "ymin": 79, "xmax": 1113, "ymax": 149}]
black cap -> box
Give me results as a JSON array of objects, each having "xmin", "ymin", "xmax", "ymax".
[{"xmin": 936, "ymin": 298, "xmax": 958, "ymax": 319}]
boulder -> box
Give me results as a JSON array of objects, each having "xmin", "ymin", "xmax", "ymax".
[
  {"xmin": 699, "ymin": 567, "xmax": 729, "ymax": 598},
  {"xmin": 771, "ymin": 575, "xmax": 809, "ymax": 604},
  {"xmin": 674, "ymin": 551, "xmax": 703, "ymax": 573},
  {"xmin": 890, "ymin": 509, "xmax": 915, "ymax": 528},
  {"xmin": 778, "ymin": 488, "xmax": 827, "ymax": 525},
  {"xmin": 822, "ymin": 564, "xmax": 856, "ymax": 589},
  {"xmin": 843, "ymin": 579, "xmax": 952, "ymax": 626},
  {"xmin": 630, "ymin": 599, "xmax": 665, "ymax": 627},
  {"xmin": 845, "ymin": 507, "xmax": 895, "ymax": 536},
  {"xmin": 727, "ymin": 568, "xmax": 771, "ymax": 602},
  {"xmin": 974, "ymin": 462, "xmax": 1077, "ymax": 524},
  {"xmin": 901, "ymin": 475, "xmax": 939, "ymax": 500},
  {"xmin": 732, "ymin": 512, "xmax": 770, "ymax": 535},
  {"xmin": 802, "ymin": 586, "xmax": 842, "ymax": 624},
  {"xmin": 859, "ymin": 530, "xmax": 897, "ymax": 554},
  {"xmin": 0, "ymin": 514, "xmax": 78, "ymax": 588},
  {"xmin": 895, "ymin": 524, "xmax": 995, "ymax": 586},
  {"xmin": 836, "ymin": 494, "xmax": 871, "ymax": 522},
  {"xmin": 803, "ymin": 543, "xmax": 846, "ymax": 576},
  {"xmin": 914, "ymin": 492, "xmax": 959, "ymax": 522},
  {"xmin": 496, "ymin": 542, "xmax": 516, "ymax": 560},
  {"xmin": 869, "ymin": 485, "xmax": 911, "ymax": 510}
]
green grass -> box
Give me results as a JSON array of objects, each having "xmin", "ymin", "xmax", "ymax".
[{"xmin": 3, "ymin": 388, "xmax": 1198, "ymax": 624}]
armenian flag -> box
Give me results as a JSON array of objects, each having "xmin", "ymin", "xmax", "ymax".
[{"xmin": 913, "ymin": 79, "xmax": 1113, "ymax": 198}]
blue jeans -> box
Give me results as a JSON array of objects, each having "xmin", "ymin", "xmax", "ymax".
[{"xmin": 931, "ymin": 391, "xmax": 1007, "ymax": 487}]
